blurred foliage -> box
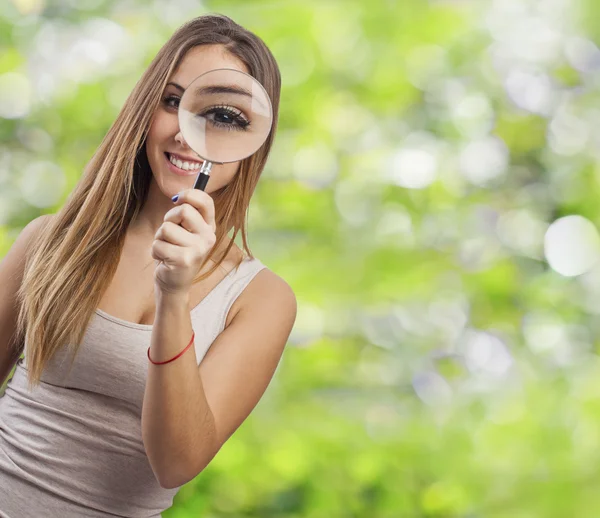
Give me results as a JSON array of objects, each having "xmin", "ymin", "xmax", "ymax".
[{"xmin": 2, "ymin": 0, "xmax": 600, "ymax": 516}]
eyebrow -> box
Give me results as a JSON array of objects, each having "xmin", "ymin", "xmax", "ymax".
[
  {"xmin": 167, "ymin": 82, "xmax": 184, "ymax": 91},
  {"xmin": 195, "ymin": 84, "xmax": 253, "ymax": 100}
]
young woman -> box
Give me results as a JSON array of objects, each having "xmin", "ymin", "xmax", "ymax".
[{"xmin": 0, "ymin": 14, "xmax": 297, "ymax": 517}]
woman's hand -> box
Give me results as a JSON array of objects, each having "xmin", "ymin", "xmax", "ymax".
[{"xmin": 151, "ymin": 189, "xmax": 217, "ymax": 296}]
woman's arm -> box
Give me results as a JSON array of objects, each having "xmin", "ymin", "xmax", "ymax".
[
  {"xmin": 141, "ymin": 268, "xmax": 296, "ymax": 489},
  {"xmin": 0, "ymin": 215, "xmax": 53, "ymax": 390}
]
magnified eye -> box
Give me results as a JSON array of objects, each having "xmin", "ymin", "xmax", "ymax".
[{"xmin": 199, "ymin": 105, "xmax": 251, "ymax": 132}]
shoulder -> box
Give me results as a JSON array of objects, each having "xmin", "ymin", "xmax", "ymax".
[
  {"xmin": 23, "ymin": 214, "xmax": 53, "ymax": 235},
  {"xmin": 228, "ymin": 262, "xmax": 297, "ymax": 328},
  {"xmin": 19, "ymin": 214, "xmax": 54, "ymax": 252},
  {"xmin": 249, "ymin": 267, "xmax": 296, "ymax": 307}
]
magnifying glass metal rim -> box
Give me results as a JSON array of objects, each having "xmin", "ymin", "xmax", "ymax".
[{"xmin": 177, "ymin": 67, "xmax": 273, "ymax": 191}]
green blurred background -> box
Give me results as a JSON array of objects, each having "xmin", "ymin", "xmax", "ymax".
[{"xmin": 3, "ymin": 0, "xmax": 600, "ymax": 516}]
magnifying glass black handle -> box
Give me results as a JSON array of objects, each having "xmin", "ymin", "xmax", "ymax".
[
  {"xmin": 193, "ymin": 161, "xmax": 212, "ymax": 191},
  {"xmin": 194, "ymin": 173, "xmax": 209, "ymax": 191}
]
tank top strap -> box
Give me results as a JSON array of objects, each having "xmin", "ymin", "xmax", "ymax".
[
  {"xmin": 190, "ymin": 255, "xmax": 267, "ymax": 334},
  {"xmin": 219, "ymin": 255, "xmax": 267, "ymax": 306}
]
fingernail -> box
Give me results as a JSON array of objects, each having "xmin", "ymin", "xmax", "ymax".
[{"xmin": 171, "ymin": 194, "xmax": 179, "ymax": 203}]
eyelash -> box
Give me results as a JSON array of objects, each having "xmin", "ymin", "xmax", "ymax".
[{"xmin": 162, "ymin": 95, "xmax": 251, "ymax": 132}]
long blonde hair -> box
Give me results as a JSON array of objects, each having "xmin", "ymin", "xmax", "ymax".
[{"xmin": 13, "ymin": 14, "xmax": 281, "ymax": 391}]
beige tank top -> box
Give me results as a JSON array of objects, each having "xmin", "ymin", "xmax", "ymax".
[{"xmin": 0, "ymin": 255, "xmax": 267, "ymax": 517}]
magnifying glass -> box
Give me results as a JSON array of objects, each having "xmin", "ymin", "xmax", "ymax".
[{"xmin": 177, "ymin": 68, "xmax": 274, "ymax": 191}]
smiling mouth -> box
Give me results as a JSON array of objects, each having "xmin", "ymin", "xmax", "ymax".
[{"xmin": 164, "ymin": 152, "xmax": 204, "ymax": 172}]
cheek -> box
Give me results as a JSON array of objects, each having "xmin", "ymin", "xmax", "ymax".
[
  {"xmin": 227, "ymin": 162, "xmax": 241, "ymax": 176},
  {"xmin": 209, "ymin": 163, "xmax": 239, "ymax": 188},
  {"xmin": 222, "ymin": 162, "xmax": 240, "ymax": 182},
  {"xmin": 147, "ymin": 113, "xmax": 173, "ymax": 151}
]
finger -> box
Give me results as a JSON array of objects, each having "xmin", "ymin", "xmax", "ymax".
[
  {"xmin": 163, "ymin": 204, "xmax": 214, "ymax": 236},
  {"xmin": 172, "ymin": 189, "xmax": 216, "ymax": 232},
  {"xmin": 155, "ymin": 221, "xmax": 196, "ymax": 247},
  {"xmin": 151, "ymin": 239, "xmax": 194, "ymax": 267}
]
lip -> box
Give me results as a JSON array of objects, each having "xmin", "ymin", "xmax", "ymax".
[
  {"xmin": 164, "ymin": 152, "xmax": 203, "ymax": 177},
  {"xmin": 167, "ymin": 152, "xmax": 204, "ymax": 164}
]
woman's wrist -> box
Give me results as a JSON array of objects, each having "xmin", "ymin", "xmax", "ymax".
[{"xmin": 155, "ymin": 287, "xmax": 190, "ymax": 308}]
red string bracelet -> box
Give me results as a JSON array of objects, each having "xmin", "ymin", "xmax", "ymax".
[{"xmin": 147, "ymin": 331, "xmax": 195, "ymax": 365}]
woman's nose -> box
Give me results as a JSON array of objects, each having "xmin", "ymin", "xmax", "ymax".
[{"xmin": 174, "ymin": 131, "xmax": 189, "ymax": 148}]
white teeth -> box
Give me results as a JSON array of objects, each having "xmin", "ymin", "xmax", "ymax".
[{"xmin": 168, "ymin": 154, "xmax": 201, "ymax": 171}]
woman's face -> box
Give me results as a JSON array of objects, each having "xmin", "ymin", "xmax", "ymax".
[{"xmin": 146, "ymin": 45, "xmax": 249, "ymax": 196}]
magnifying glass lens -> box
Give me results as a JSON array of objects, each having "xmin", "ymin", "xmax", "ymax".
[{"xmin": 178, "ymin": 68, "xmax": 273, "ymax": 167}]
